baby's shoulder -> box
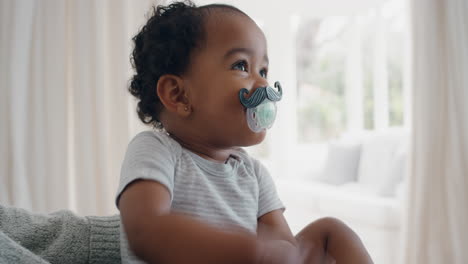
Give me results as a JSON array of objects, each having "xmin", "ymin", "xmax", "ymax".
[{"xmin": 128, "ymin": 130, "xmax": 182, "ymax": 156}]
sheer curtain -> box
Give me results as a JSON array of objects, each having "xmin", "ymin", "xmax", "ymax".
[
  {"xmin": 0, "ymin": 0, "xmax": 155, "ymax": 215},
  {"xmin": 401, "ymin": 0, "xmax": 468, "ymax": 263}
]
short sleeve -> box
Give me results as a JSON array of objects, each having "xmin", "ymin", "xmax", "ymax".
[
  {"xmin": 115, "ymin": 131, "xmax": 179, "ymax": 207},
  {"xmin": 255, "ymin": 160, "xmax": 285, "ymax": 218}
]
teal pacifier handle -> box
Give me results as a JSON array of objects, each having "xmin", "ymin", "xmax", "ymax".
[{"xmin": 246, "ymin": 101, "xmax": 277, "ymax": 132}]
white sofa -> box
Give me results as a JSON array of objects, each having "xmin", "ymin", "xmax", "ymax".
[{"xmin": 276, "ymin": 128, "xmax": 408, "ymax": 264}]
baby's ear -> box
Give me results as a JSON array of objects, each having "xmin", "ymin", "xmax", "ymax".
[{"xmin": 156, "ymin": 74, "xmax": 191, "ymax": 117}]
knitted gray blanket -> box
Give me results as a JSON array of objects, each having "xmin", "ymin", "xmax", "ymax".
[{"xmin": 0, "ymin": 205, "xmax": 121, "ymax": 264}]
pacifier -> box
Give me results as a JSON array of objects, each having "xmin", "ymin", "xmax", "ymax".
[{"xmin": 239, "ymin": 81, "xmax": 283, "ymax": 133}]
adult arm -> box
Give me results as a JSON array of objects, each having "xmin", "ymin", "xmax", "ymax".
[
  {"xmin": 0, "ymin": 204, "xmax": 120, "ymax": 264},
  {"xmin": 0, "ymin": 230, "xmax": 49, "ymax": 264}
]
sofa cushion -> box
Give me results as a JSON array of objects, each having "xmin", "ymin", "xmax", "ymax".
[
  {"xmin": 275, "ymin": 179, "xmax": 330, "ymax": 214},
  {"xmin": 378, "ymin": 143, "xmax": 408, "ymax": 197},
  {"xmin": 318, "ymin": 141, "xmax": 361, "ymax": 185},
  {"xmin": 357, "ymin": 130, "xmax": 404, "ymax": 187},
  {"xmin": 317, "ymin": 183, "xmax": 401, "ymax": 229}
]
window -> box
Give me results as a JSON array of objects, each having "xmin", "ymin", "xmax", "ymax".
[
  {"xmin": 296, "ymin": 0, "xmax": 408, "ymax": 143},
  {"xmin": 296, "ymin": 18, "xmax": 348, "ymax": 143}
]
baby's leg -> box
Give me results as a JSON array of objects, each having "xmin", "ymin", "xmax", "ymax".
[{"xmin": 295, "ymin": 217, "xmax": 373, "ymax": 264}]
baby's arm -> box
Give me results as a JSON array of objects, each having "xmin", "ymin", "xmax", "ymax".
[
  {"xmin": 119, "ymin": 180, "xmax": 296, "ymax": 264},
  {"xmin": 256, "ymin": 210, "xmax": 303, "ymax": 262}
]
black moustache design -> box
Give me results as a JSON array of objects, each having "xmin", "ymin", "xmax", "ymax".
[{"xmin": 239, "ymin": 81, "xmax": 283, "ymax": 109}]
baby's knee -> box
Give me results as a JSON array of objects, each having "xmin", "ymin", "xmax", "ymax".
[
  {"xmin": 295, "ymin": 218, "xmax": 343, "ymax": 263},
  {"xmin": 295, "ymin": 217, "xmax": 349, "ymax": 244},
  {"xmin": 313, "ymin": 217, "xmax": 347, "ymax": 232}
]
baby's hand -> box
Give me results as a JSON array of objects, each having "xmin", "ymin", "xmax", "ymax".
[
  {"xmin": 256, "ymin": 239, "xmax": 301, "ymax": 264},
  {"xmin": 257, "ymin": 239, "xmax": 337, "ymax": 264}
]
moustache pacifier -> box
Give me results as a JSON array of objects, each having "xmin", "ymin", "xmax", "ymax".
[{"xmin": 239, "ymin": 81, "xmax": 283, "ymax": 133}]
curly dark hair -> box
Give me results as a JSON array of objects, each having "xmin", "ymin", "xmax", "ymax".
[{"xmin": 128, "ymin": 1, "xmax": 247, "ymax": 127}]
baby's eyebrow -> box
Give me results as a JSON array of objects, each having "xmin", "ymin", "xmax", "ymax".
[{"xmin": 223, "ymin": 47, "xmax": 269, "ymax": 64}]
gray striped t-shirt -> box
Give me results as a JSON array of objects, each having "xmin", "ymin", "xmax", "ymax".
[{"xmin": 116, "ymin": 130, "xmax": 284, "ymax": 263}]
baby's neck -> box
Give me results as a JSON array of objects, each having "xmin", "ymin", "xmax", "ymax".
[{"xmin": 168, "ymin": 133, "xmax": 235, "ymax": 163}]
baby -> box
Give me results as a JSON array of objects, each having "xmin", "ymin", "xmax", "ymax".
[{"xmin": 116, "ymin": 1, "xmax": 373, "ymax": 263}]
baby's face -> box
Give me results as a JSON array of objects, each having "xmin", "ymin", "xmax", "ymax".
[{"xmin": 182, "ymin": 12, "xmax": 270, "ymax": 147}]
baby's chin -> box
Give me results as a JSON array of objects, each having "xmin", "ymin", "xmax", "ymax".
[{"xmin": 241, "ymin": 129, "xmax": 267, "ymax": 147}]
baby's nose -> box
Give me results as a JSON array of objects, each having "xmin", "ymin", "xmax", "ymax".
[{"xmin": 253, "ymin": 78, "xmax": 269, "ymax": 91}]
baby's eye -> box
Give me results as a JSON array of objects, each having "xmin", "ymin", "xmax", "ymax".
[
  {"xmin": 260, "ymin": 68, "xmax": 268, "ymax": 78},
  {"xmin": 232, "ymin": 60, "xmax": 248, "ymax": 72}
]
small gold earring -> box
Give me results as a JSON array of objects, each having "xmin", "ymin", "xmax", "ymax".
[{"xmin": 184, "ymin": 106, "xmax": 189, "ymax": 111}]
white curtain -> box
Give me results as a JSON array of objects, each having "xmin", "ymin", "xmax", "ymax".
[
  {"xmin": 0, "ymin": 0, "xmax": 155, "ymax": 215},
  {"xmin": 402, "ymin": 0, "xmax": 468, "ymax": 263}
]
